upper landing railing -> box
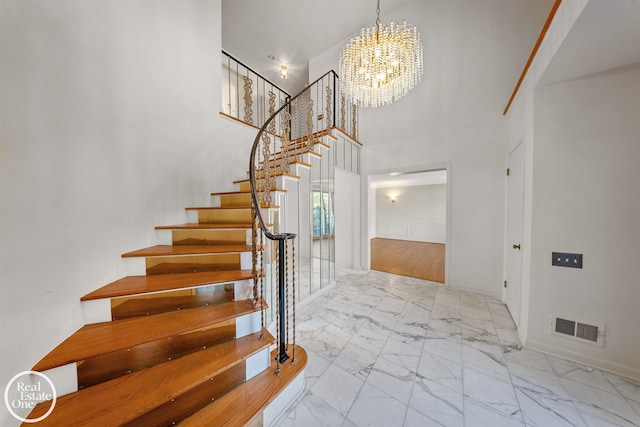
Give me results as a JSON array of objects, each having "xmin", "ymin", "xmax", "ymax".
[{"xmin": 222, "ymin": 51, "xmax": 359, "ymax": 141}]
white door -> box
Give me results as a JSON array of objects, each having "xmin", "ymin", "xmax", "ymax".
[{"xmin": 505, "ymin": 141, "xmax": 524, "ymax": 327}]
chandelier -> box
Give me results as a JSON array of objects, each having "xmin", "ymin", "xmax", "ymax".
[{"xmin": 339, "ymin": 0, "xmax": 423, "ymax": 108}]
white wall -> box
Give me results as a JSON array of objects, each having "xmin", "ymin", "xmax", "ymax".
[
  {"xmin": 375, "ymin": 184, "xmax": 446, "ymax": 243},
  {"xmin": 362, "ymin": 0, "xmax": 553, "ymax": 297},
  {"xmin": 503, "ymin": 0, "xmax": 588, "ymax": 348},
  {"xmin": 505, "ymin": 0, "xmax": 639, "ymax": 379},
  {"xmin": 526, "ymin": 64, "xmax": 640, "ymax": 380},
  {"xmin": 311, "ymin": 0, "xmax": 554, "ymax": 296},
  {"xmin": 0, "ymin": 2, "xmax": 259, "ymax": 425}
]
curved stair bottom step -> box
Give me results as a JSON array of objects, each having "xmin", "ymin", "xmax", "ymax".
[
  {"xmin": 180, "ymin": 344, "xmax": 307, "ymax": 427},
  {"xmin": 24, "ymin": 330, "xmax": 275, "ymax": 426}
]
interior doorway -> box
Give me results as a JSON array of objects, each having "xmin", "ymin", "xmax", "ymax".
[{"xmin": 368, "ymin": 169, "xmax": 448, "ymax": 283}]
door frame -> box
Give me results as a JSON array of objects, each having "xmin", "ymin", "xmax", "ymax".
[
  {"xmin": 364, "ymin": 162, "xmax": 451, "ymax": 285},
  {"xmin": 505, "ymin": 140, "xmax": 525, "ymax": 327}
]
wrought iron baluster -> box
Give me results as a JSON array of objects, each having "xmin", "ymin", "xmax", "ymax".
[
  {"xmin": 352, "ymin": 103, "xmax": 358, "ymax": 140},
  {"xmin": 326, "ymin": 84, "xmax": 332, "ymax": 134},
  {"xmin": 243, "ymin": 75, "xmax": 253, "ymax": 124},
  {"xmin": 285, "ymin": 240, "xmax": 289, "ymax": 352},
  {"xmin": 292, "ymin": 239, "xmax": 297, "ymax": 363},
  {"xmin": 306, "ymin": 90, "xmax": 314, "ymax": 150},
  {"xmin": 340, "ymin": 95, "xmax": 346, "ymax": 131}
]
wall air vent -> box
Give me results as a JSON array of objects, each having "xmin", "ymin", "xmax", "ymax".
[
  {"xmin": 555, "ymin": 318, "xmax": 576, "ymax": 336},
  {"xmin": 576, "ymin": 323, "xmax": 599, "ymax": 342},
  {"xmin": 549, "ymin": 313, "xmax": 605, "ymax": 347}
]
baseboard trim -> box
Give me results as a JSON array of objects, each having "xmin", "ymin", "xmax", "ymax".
[
  {"xmin": 526, "ymin": 338, "xmax": 640, "ymax": 382},
  {"xmin": 448, "ymin": 283, "xmax": 501, "ymax": 299}
]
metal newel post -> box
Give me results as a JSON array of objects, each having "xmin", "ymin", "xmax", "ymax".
[{"xmin": 277, "ymin": 239, "xmax": 289, "ymax": 363}]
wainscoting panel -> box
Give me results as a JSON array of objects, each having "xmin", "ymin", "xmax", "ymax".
[
  {"xmin": 376, "ymin": 222, "xmax": 445, "ymax": 244},
  {"xmin": 377, "ymin": 223, "xmax": 410, "ymax": 239}
]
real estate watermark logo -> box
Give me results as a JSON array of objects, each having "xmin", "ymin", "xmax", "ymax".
[{"xmin": 4, "ymin": 371, "xmax": 57, "ymax": 423}]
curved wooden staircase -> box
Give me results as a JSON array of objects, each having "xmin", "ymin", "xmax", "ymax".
[{"xmin": 25, "ymin": 179, "xmax": 306, "ymax": 426}]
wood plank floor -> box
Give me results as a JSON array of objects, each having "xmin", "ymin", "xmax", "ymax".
[{"xmin": 370, "ymin": 238, "xmax": 445, "ymax": 283}]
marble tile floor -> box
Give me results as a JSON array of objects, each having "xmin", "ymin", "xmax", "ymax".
[{"xmin": 275, "ymin": 270, "xmax": 640, "ymax": 427}]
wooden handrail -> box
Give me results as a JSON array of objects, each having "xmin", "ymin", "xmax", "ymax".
[
  {"xmin": 248, "ymin": 70, "xmax": 341, "ymax": 366},
  {"xmin": 503, "ymin": 0, "xmax": 563, "ymax": 115}
]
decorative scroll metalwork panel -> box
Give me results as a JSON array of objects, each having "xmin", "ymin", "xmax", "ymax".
[
  {"xmin": 242, "ymin": 76, "xmax": 253, "ymax": 124},
  {"xmin": 325, "ymin": 86, "xmax": 332, "ymax": 134},
  {"xmin": 222, "ymin": 51, "xmax": 290, "ymax": 129},
  {"xmin": 222, "ymin": 51, "xmax": 359, "ymax": 142}
]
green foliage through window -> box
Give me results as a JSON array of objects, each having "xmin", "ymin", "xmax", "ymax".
[{"xmin": 313, "ymin": 191, "xmax": 334, "ymax": 237}]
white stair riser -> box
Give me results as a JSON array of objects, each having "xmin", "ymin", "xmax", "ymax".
[
  {"xmin": 274, "ymin": 176, "xmax": 290, "ymax": 189},
  {"xmin": 240, "ymin": 251, "xmax": 252, "ymax": 270},
  {"xmin": 299, "ymin": 152, "xmax": 320, "ymax": 164},
  {"xmin": 154, "ymin": 229, "xmax": 173, "ymax": 245},
  {"xmin": 82, "ymin": 299, "xmax": 112, "ymax": 324},
  {"xmin": 318, "ymin": 136, "xmax": 333, "ymax": 151},
  {"xmin": 245, "ymin": 346, "xmax": 271, "ymax": 381},
  {"xmin": 236, "ymin": 311, "xmax": 261, "ymax": 339},
  {"xmin": 122, "ymin": 257, "xmax": 146, "ymax": 276},
  {"xmin": 289, "ymin": 164, "xmax": 310, "ymax": 176},
  {"xmin": 41, "ymin": 364, "xmax": 78, "ymax": 398},
  {"xmin": 186, "ymin": 209, "xmax": 198, "ymax": 223},
  {"xmin": 234, "ymin": 279, "xmax": 253, "ymax": 301}
]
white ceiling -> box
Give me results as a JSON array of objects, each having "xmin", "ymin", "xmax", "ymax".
[
  {"xmin": 539, "ymin": 0, "xmax": 640, "ymax": 85},
  {"xmin": 223, "ymin": 0, "xmax": 640, "ymax": 94},
  {"xmin": 222, "ymin": 0, "xmax": 414, "ymax": 94}
]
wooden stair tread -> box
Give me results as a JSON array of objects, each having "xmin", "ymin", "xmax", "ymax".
[
  {"xmin": 291, "ymin": 134, "xmax": 333, "ymax": 146},
  {"xmin": 266, "ymin": 159, "xmax": 312, "ymax": 168},
  {"xmin": 292, "ymin": 160, "xmax": 312, "ymax": 167},
  {"xmin": 233, "ymin": 173, "xmax": 300, "ymax": 185},
  {"xmin": 180, "ymin": 345, "xmax": 307, "ymax": 427},
  {"xmin": 185, "ymin": 206, "xmax": 279, "ymax": 210},
  {"xmin": 271, "ymin": 148, "xmax": 322, "ymax": 160},
  {"xmin": 211, "ymin": 189, "xmax": 286, "ymax": 196},
  {"xmin": 155, "ymin": 223, "xmax": 254, "ymax": 230},
  {"xmin": 110, "ymin": 291, "xmax": 234, "ymax": 320},
  {"xmin": 29, "ymin": 330, "xmax": 275, "ymax": 426},
  {"xmin": 253, "ymin": 160, "xmax": 312, "ymax": 173},
  {"xmin": 122, "ymin": 244, "xmax": 256, "ymax": 258},
  {"xmin": 81, "ymin": 270, "xmax": 255, "ymax": 301},
  {"xmin": 252, "ymin": 171, "xmax": 300, "ymax": 180},
  {"xmin": 33, "ymin": 299, "xmax": 262, "ymax": 372}
]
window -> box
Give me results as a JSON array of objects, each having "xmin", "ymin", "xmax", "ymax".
[{"xmin": 312, "ymin": 191, "xmax": 334, "ymax": 238}]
